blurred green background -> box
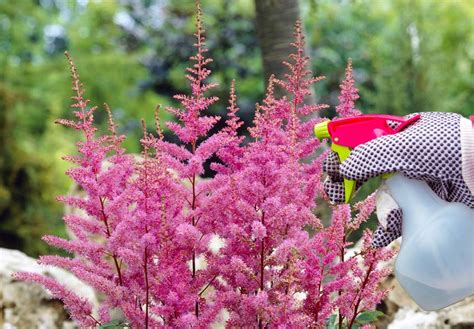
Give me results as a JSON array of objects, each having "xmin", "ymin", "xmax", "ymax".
[{"xmin": 0, "ymin": 0, "xmax": 472, "ymax": 256}]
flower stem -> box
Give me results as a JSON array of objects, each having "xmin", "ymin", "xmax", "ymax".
[
  {"xmin": 338, "ymin": 235, "xmax": 345, "ymax": 329},
  {"xmin": 258, "ymin": 210, "xmax": 266, "ymax": 328},
  {"xmin": 99, "ymin": 196, "xmax": 123, "ymax": 285},
  {"xmin": 191, "ymin": 140, "xmax": 199, "ymax": 318},
  {"xmin": 348, "ymin": 257, "xmax": 375, "ymax": 328},
  {"xmin": 144, "ymin": 247, "xmax": 149, "ymax": 329},
  {"xmin": 88, "ymin": 314, "xmax": 101, "ymax": 326}
]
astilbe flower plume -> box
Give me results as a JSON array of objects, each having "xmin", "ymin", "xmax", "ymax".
[
  {"xmin": 16, "ymin": 51, "xmax": 136, "ymax": 327},
  {"xmin": 204, "ymin": 21, "xmax": 330, "ymax": 327},
  {"xmin": 336, "ymin": 58, "xmax": 361, "ymax": 117},
  {"xmin": 143, "ymin": 13, "xmax": 225, "ymax": 329},
  {"xmin": 15, "ymin": 4, "xmax": 394, "ymax": 329},
  {"xmin": 301, "ymin": 194, "xmax": 395, "ymax": 328}
]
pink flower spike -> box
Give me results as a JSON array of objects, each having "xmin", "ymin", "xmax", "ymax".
[{"xmin": 336, "ymin": 58, "xmax": 362, "ymax": 118}]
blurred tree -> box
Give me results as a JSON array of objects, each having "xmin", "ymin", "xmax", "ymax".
[{"xmin": 255, "ymin": 0, "xmax": 316, "ymax": 104}]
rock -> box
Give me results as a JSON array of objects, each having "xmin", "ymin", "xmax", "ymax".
[
  {"xmin": 387, "ymin": 295, "xmax": 474, "ymax": 329},
  {"xmin": 0, "ymin": 248, "xmax": 98, "ymax": 329},
  {"xmin": 388, "ymin": 307, "xmax": 439, "ymax": 329}
]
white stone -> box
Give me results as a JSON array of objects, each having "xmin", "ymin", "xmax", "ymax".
[
  {"xmin": 0, "ymin": 248, "xmax": 98, "ymax": 328},
  {"xmin": 388, "ymin": 308, "xmax": 438, "ymax": 329}
]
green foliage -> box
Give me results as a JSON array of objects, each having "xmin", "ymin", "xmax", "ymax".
[
  {"xmin": 355, "ymin": 310, "xmax": 385, "ymax": 324},
  {"xmin": 99, "ymin": 320, "xmax": 130, "ymax": 329},
  {"xmin": 326, "ymin": 310, "xmax": 384, "ymax": 328},
  {"xmin": 326, "ymin": 314, "xmax": 337, "ymax": 329},
  {"xmin": 0, "ymin": 0, "xmax": 471, "ymax": 256},
  {"xmin": 0, "ymin": 0, "xmax": 154, "ymax": 255},
  {"xmin": 304, "ymin": 0, "xmax": 473, "ymax": 117},
  {"xmin": 367, "ymin": 0, "xmax": 473, "ymax": 117},
  {"xmin": 0, "ymin": 83, "xmax": 66, "ymax": 256}
]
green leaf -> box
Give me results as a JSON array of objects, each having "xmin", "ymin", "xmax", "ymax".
[
  {"xmin": 99, "ymin": 320, "xmax": 128, "ymax": 329},
  {"xmin": 355, "ymin": 310, "xmax": 385, "ymax": 324},
  {"xmin": 326, "ymin": 314, "xmax": 337, "ymax": 329}
]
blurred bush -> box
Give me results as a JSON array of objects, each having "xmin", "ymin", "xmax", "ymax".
[
  {"xmin": 305, "ymin": 0, "xmax": 473, "ymax": 118},
  {"xmin": 0, "ymin": 0, "xmax": 471, "ymax": 255}
]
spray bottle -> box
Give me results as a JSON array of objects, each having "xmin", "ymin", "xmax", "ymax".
[{"xmin": 314, "ymin": 114, "xmax": 474, "ymax": 311}]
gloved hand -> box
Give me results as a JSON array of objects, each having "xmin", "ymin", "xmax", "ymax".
[{"xmin": 323, "ymin": 112, "xmax": 474, "ymax": 247}]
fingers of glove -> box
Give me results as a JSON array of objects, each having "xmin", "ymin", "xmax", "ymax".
[
  {"xmin": 323, "ymin": 176, "xmax": 365, "ymax": 204},
  {"xmin": 323, "ymin": 177, "xmax": 345, "ymax": 204},
  {"xmin": 399, "ymin": 112, "xmax": 463, "ymax": 181},
  {"xmin": 323, "ymin": 151, "xmax": 343, "ymax": 181},
  {"xmin": 372, "ymin": 209, "xmax": 403, "ymax": 248},
  {"xmin": 340, "ymin": 133, "xmax": 404, "ymax": 181}
]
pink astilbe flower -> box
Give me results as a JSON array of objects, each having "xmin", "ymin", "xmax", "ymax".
[
  {"xmin": 222, "ymin": 80, "xmax": 244, "ymax": 138},
  {"xmin": 342, "ymin": 231, "xmax": 395, "ymax": 328},
  {"xmin": 28, "ymin": 52, "xmax": 158, "ymax": 326},
  {"xmin": 164, "ymin": 2, "xmax": 219, "ymax": 145},
  {"xmin": 25, "ymin": 52, "xmax": 138, "ymax": 320},
  {"xmin": 121, "ymin": 1, "xmax": 224, "ymax": 324},
  {"xmin": 299, "ymin": 204, "xmax": 354, "ymax": 326},
  {"xmin": 145, "ymin": 2, "xmax": 224, "ymax": 324},
  {"xmin": 212, "ymin": 80, "xmax": 245, "ymax": 174},
  {"xmin": 15, "ymin": 5, "xmax": 395, "ymax": 329},
  {"xmin": 302, "ymin": 199, "xmax": 393, "ymax": 328},
  {"xmin": 336, "ymin": 58, "xmax": 362, "ymax": 117},
  {"xmin": 14, "ymin": 272, "xmax": 98, "ymax": 327},
  {"xmin": 348, "ymin": 192, "xmax": 376, "ymax": 230},
  {"xmin": 14, "ymin": 10, "xmax": 224, "ymax": 323}
]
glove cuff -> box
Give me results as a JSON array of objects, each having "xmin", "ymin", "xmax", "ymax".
[{"xmin": 461, "ymin": 117, "xmax": 474, "ymax": 195}]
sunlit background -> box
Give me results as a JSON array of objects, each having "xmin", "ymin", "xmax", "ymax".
[{"xmin": 0, "ymin": 0, "xmax": 472, "ymax": 256}]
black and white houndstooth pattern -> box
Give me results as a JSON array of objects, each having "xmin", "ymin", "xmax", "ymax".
[
  {"xmin": 323, "ymin": 152, "xmax": 365, "ymax": 204},
  {"xmin": 372, "ymin": 209, "xmax": 403, "ymax": 247},
  {"xmin": 323, "ymin": 112, "xmax": 474, "ymax": 247}
]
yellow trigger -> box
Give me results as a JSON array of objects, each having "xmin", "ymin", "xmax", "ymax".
[{"xmin": 331, "ymin": 143, "xmax": 356, "ymax": 203}]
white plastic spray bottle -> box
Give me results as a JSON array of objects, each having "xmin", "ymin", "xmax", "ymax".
[
  {"xmin": 386, "ymin": 173, "xmax": 474, "ymax": 310},
  {"xmin": 314, "ymin": 114, "xmax": 474, "ymax": 310}
]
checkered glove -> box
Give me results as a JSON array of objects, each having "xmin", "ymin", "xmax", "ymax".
[{"xmin": 323, "ymin": 112, "xmax": 474, "ymax": 247}]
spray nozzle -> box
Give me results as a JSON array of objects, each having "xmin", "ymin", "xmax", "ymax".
[
  {"xmin": 314, "ymin": 120, "xmax": 330, "ymax": 139},
  {"xmin": 315, "ymin": 114, "xmax": 421, "ymax": 202}
]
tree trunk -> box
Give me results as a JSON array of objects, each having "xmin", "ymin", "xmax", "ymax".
[{"xmin": 255, "ymin": 0, "xmax": 316, "ymax": 104}]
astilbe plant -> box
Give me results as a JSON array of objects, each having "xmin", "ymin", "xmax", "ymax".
[{"xmin": 16, "ymin": 4, "xmax": 394, "ymax": 328}]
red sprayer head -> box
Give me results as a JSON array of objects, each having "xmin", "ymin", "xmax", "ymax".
[{"xmin": 314, "ymin": 114, "xmax": 421, "ymax": 202}]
